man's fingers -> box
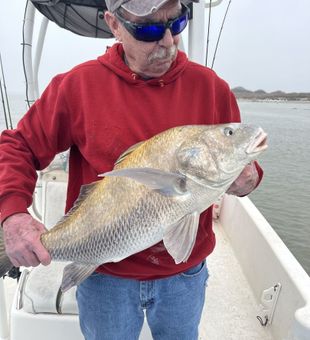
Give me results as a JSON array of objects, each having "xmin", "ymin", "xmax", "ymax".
[
  {"xmin": 8, "ymin": 251, "xmax": 40, "ymax": 268},
  {"xmin": 32, "ymin": 242, "xmax": 51, "ymax": 266},
  {"xmin": 8, "ymin": 240, "xmax": 51, "ymax": 267},
  {"xmin": 10, "ymin": 256, "xmax": 21, "ymax": 268},
  {"xmin": 23, "ymin": 252, "xmax": 41, "ymax": 267}
]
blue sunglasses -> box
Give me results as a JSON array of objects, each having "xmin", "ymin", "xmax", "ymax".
[{"xmin": 114, "ymin": 4, "xmax": 189, "ymax": 42}]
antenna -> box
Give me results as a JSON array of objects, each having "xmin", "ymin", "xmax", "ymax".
[
  {"xmin": 211, "ymin": 0, "xmax": 232, "ymax": 69},
  {"xmin": 0, "ymin": 52, "xmax": 13, "ymax": 129},
  {"xmin": 205, "ymin": 0, "xmax": 213, "ymax": 67}
]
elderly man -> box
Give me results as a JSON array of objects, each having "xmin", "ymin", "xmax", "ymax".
[{"xmin": 0, "ymin": 0, "xmax": 262, "ymax": 339}]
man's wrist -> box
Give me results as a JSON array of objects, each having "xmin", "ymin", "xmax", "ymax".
[{"xmin": 0, "ymin": 195, "xmax": 29, "ymax": 225}]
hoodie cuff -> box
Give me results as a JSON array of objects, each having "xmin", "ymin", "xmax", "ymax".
[{"xmin": 0, "ymin": 195, "xmax": 29, "ymax": 224}]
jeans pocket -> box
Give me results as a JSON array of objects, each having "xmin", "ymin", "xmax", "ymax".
[{"xmin": 180, "ymin": 260, "xmax": 206, "ymax": 278}]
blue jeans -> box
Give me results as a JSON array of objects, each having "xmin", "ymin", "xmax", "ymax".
[{"xmin": 76, "ymin": 261, "xmax": 209, "ymax": 340}]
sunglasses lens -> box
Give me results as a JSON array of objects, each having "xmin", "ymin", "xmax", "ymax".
[
  {"xmin": 171, "ymin": 14, "xmax": 188, "ymax": 35},
  {"xmin": 135, "ymin": 25, "xmax": 165, "ymax": 42}
]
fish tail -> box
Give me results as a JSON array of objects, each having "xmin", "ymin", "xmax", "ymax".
[{"xmin": 0, "ymin": 227, "xmax": 13, "ymax": 277}]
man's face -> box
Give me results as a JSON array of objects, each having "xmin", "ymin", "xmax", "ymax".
[{"xmin": 108, "ymin": 1, "xmax": 182, "ymax": 78}]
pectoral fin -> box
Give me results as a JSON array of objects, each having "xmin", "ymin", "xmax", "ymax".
[
  {"xmin": 100, "ymin": 168, "xmax": 187, "ymax": 196},
  {"xmin": 163, "ymin": 212, "xmax": 200, "ymax": 264},
  {"xmin": 61, "ymin": 263, "xmax": 97, "ymax": 292}
]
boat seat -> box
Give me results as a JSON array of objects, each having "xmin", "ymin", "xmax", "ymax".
[
  {"xmin": 20, "ymin": 163, "xmax": 78, "ymax": 314},
  {"xmin": 20, "ymin": 263, "xmax": 78, "ymax": 314}
]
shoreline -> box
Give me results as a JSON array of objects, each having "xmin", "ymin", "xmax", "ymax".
[
  {"xmin": 232, "ymin": 87, "xmax": 310, "ymax": 103},
  {"xmin": 236, "ymin": 98, "xmax": 310, "ymax": 103}
]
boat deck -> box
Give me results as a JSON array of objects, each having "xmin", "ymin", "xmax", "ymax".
[
  {"xmin": 200, "ymin": 221, "xmax": 273, "ymax": 339},
  {"xmin": 3, "ymin": 221, "xmax": 275, "ymax": 340}
]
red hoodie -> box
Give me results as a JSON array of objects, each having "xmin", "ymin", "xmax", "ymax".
[{"xmin": 0, "ymin": 43, "xmax": 262, "ymax": 280}]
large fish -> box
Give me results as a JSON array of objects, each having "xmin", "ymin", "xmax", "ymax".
[{"xmin": 0, "ymin": 123, "xmax": 267, "ymax": 291}]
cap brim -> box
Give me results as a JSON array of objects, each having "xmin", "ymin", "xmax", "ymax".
[{"xmin": 122, "ymin": 0, "xmax": 173, "ymax": 17}]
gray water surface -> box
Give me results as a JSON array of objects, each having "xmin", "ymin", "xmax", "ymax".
[{"xmin": 240, "ymin": 100, "xmax": 310, "ymax": 275}]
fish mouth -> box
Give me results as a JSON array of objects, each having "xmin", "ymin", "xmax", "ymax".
[{"xmin": 246, "ymin": 129, "xmax": 268, "ymax": 154}]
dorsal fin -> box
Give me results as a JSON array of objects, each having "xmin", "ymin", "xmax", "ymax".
[
  {"xmin": 114, "ymin": 141, "xmax": 144, "ymax": 166},
  {"xmin": 52, "ymin": 182, "xmax": 99, "ymax": 228}
]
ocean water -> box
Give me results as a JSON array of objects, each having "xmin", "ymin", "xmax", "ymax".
[
  {"xmin": 1, "ymin": 96, "xmax": 310, "ymax": 275},
  {"xmin": 240, "ymin": 100, "xmax": 310, "ymax": 275}
]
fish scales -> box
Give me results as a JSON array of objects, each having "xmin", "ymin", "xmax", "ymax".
[{"xmin": 41, "ymin": 126, "xmax": 202, "ymax": 263}]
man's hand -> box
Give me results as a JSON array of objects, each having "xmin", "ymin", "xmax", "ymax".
[
  {"xmin": 2, "ymin": 213, "xmax": 51, "ymax": 268},
  {"xmin": 226, "ymin": 161, "xmax": 259, "ymax": 197}
]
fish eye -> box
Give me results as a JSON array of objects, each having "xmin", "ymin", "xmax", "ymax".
[{"xmin": 224, "ymin": 127, "xmax": 234, "ymax": 137}]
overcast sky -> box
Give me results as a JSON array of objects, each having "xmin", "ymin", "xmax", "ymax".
[{"xmin": 0, "ymin": 0, "xmax": 309, "ymax": 96}]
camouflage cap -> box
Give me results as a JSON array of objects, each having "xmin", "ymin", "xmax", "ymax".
[{"xmin": 105, "ymin": 0, "xmax": 199, "ymax": 17}]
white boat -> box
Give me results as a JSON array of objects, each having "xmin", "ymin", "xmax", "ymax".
[{"xmin": 1, "ymin": 1, "xmax": 310, "ymax": 339}]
